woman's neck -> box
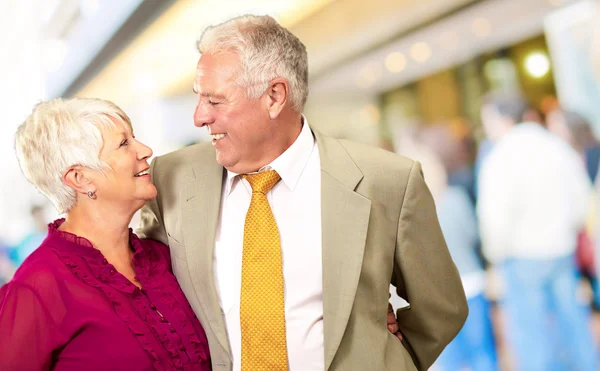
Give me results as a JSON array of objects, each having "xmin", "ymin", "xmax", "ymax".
[{"xmin": 60, "ymin": 204, "xmax": 135, "ymax": 263}]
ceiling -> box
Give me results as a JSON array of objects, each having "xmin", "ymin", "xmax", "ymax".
[
  {"xmin": 73, "ymin": 0, "xmax": 578, "ymax": 105},
  {"xmin": 75, "ymin": 0, "xmax": 336, "ymax": 105},
  {"xmin": 309, "ymin": 0, "xmax": 577, "ymax": 98},
  {"xmin": 75, "ymin": 0, "xmax": 480, "ymax": 105}
]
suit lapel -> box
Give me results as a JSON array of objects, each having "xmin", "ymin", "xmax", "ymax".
[
  {"xmin": 180, "ymin": 149, "xmax": 231, "ymax": 356},
  {"xmin": 315, "ymin": 132, "xmax": 371, "ymax": 370}
]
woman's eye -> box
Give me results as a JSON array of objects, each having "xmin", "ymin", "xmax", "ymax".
[{"xmin": 120, "ymin": 139, "xmax": 129, "ymax": 147}]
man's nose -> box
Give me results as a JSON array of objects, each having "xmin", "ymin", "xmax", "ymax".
[{"xmin": 194, "ymin": 102, "xmax": 214, "ymax": 128}]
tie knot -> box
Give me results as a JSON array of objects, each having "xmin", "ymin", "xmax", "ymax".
[{"xmin": 243, "ymin": 170, "xmax": 281, "ymax": 194}]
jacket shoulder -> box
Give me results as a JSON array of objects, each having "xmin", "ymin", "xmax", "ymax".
[
  {"xmin": 154, "ymin": 142, "xmax": 215, "ymax": 168},
  {"xmin": 151, "ymin": 142, "xmax": 215, "ymax": 185},
  {"xmin": 335, "ymin": 138, "xmax": 415, "ymax": 177}
]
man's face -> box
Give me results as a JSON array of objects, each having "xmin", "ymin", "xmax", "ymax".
[{"xmin": 193, "ymin": 52, "xmax": 272, "ymax": 173}]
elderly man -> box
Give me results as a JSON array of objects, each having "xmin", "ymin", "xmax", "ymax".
[{"xmin": 138, "ymin": 15, "xmax": 467, "ymax": 371}]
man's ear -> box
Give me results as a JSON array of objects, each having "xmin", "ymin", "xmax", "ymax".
[
  {"xmin": 62, "ymin": 166, "xmax": 94, "ymax": 195},
  {"xmin": 266, "ymin": 78, "xmax": 289, "ymax": 119}
]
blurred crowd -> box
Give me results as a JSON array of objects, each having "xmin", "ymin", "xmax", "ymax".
[
  {"xmin": 396, "ymin": 90, "xmax": 600, "ymax": 371},
  {"xmin": 0, "ymin": 205, "xmax": 48, "ymax": 285}
]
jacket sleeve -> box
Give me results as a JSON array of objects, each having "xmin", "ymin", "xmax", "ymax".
[
  {"xmin": 136, "ymin": 156, "xmax": 169, "ymax": 246},
  {"xmin": 392, "ymin": 161, "xmax": 468, "ymax": 371}
]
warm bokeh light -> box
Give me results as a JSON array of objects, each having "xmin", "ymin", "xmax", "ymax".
[
  {"xmin": 356, "ymin": 62, "xmax": 382, "ymax": 89},
  {"xmin": 410, "ymin": 42, "xmax": 432, "ymax": 63},
  {"xmin": 359, "ymin": 104, "xmax": 381, "ymax": 125},
  {"xmin": 524, "ymin": 51, "xmax": 551, "ymax": 78},
  {"xmin": 385, "ymin": 52, "xmax": 407, "ymax": 73}
]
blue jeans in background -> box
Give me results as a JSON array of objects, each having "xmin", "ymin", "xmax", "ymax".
[
  {"xmin": 435, "ymin": 293, "xmax": 498, "ymax": 371},
  {"xmin": 501, "ymin": 255, "xmax": 597, "ymax": 371}
]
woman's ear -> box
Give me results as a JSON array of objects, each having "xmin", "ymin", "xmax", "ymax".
[{"xmin": 62, "ymin": 166, "xmax": 95, "ymax": 195}]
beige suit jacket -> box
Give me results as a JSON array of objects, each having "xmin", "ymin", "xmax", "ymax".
[{"xmin": 137, "ymin": 129, "xmax": 468, "ymax": 371}]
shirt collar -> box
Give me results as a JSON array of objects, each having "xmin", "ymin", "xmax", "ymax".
[{"xmin": 225, "ymin": 115, "xmax": 315, "ymax": 195}]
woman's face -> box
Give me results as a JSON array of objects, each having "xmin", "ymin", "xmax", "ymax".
[{"xmin": 90, "ymin": 118, "xmax": 157, "ymax": 210}]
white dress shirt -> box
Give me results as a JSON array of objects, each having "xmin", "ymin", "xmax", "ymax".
[
  {"xmin": 477, "ymin": 123, "xmax": 591, "ymax": 263},
  {"xmin": 213, "ymin": 119, "xmax": 324, "ymax": 371}
]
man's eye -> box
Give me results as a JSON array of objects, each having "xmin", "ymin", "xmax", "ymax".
[
  {"xmin": 209, "ymin": 99, "xmax": 220, "ymax": 106},
  {"xmin": 120, "ymin": 139, "xmax": 129, "ymax": 147}
]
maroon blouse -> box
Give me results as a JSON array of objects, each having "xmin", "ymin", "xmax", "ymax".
[{"xmin": 0, "ymin": 219, "xmax": 211, "ymax": 370}]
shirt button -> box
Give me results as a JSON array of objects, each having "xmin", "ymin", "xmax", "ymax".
[
  {"xmin": 150, "ymin": 304, "xmax": 156, "ymax": 310},
  {"xmin": 102, "ymin": 259, "xmax": 108, "ymax": 265},
  {"xmin": 110, "ymin": 269, "xmax": 116, "ymax": 275},
  {"xmin": 170, "ymin": 327, "xmax": 176, "ymax": 333},
  {"xmin": 161, "ymin": 317, "xmax": 168, "ymax": 323}
]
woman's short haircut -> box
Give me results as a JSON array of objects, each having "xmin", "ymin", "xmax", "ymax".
[{"xmin": 15, "ymin": 97, "xmax": 131, "ymax": 214}]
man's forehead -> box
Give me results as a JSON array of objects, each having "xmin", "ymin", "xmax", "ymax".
[{"xmin": 194, "ymin": 55, "xmax": 241, "ymax": 92}]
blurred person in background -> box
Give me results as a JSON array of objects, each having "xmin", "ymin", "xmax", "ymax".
[
  {"xmin": 547, "ymin": 109, "xmax": 600, "ymax": 307},
  {"xmin": 591, "ymin": 3, "xmax": 600, "ymax": 312},
  {"xmin": 138, "ymin": 14, "xmax": 467, "ymax": 371},
  {"xmin": 474, "ymin": 96, "xmax": 543, "ymax": 202},
  {"xmin": 420, "ymin": 123, "xmax": 477, "ymax": 205},
  {"xmin": 0, "ymin": 239, "xmax": 15, "ymax": 285},
  {"xmin": 399, "ymin": 129, "xmax": 498, "ymax": 371},
  {"xmin": 477, "ymin": 92, "xmax": 597, "ymax": 371},
  {"xmin": 0, "ymin": 98, "xmax": 211, "ymax": 370},
  {"xmin": 9, "ymin": 204, "xmax": 48, "ymax": 266},
  {"xmin": 547, "ymin": 109, "xmax": 600, "ymax": 185}
]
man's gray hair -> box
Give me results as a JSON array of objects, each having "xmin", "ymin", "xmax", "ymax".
[
  {"xmin": 197, "ymin": 15, "xmax": 309, "ymax": 111},
  {"xmin": 15, "ymin": 97, "xmax": 131, "ymax": 214}
]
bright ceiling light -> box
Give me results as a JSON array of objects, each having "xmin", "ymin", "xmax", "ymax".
[
  {"xmin": 524, "ymin": 51, "xmax": 551, "ymax": 78},
  {"xmin": 410, "ymin": 42, "xmax": 431, "ymax": 63},
  {"xmin": 385, "ymin": 52, "xmax": 407, "ymax": 73}
]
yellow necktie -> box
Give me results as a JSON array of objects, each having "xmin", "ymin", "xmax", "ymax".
[{"xmin": 240, "ymin": 170, "xmax": 288, "ymax": 371}]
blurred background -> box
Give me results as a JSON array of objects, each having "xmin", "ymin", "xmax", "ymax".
[{"xmin": 2, "ymin": 0, "xmax": 600, "ymax": 369}]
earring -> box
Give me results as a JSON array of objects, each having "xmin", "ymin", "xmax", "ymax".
[{"xmin": 87, "ymin": 190, "xmax": 97, "ymax": 200}]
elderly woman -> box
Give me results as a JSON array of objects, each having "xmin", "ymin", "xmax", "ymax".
[{"xmin": 0, "ymin": 98, "xmax": 211, "ymax": 370}]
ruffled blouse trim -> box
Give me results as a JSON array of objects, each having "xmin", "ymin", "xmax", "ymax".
[
  {"xmin": 52, "ymin": 251, "xmax": 165, "ymax": 371},
  {"xmin": 46, "ymin": 219, "xmax": 210, "ymax": 368},
  {"xmin": 132, "ymin": 237, "xmax": 209, "ymax": 363}
]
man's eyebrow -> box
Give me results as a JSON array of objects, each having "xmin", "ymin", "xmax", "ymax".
[{"xmin": 199, "ymin": 91, "xmax": 226, "ymax": 100}]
